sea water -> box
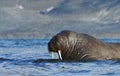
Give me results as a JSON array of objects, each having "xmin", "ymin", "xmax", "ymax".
[{"xmin": 0, "ymin": 39, "xmax": 120, "ymax": 76}]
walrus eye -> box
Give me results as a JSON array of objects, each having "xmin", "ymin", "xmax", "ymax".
[
  {"xmin": 58, "ymin": 50, "xmax": 62, "ymax": 60},
  {"xmin": 51, "ymin": 52, "xmax": 54, "ymax": 59}
]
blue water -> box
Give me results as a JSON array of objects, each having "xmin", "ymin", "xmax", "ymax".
[{"xmin": 0, "ymin": 39, "xmax": 120, "ymax": 76}]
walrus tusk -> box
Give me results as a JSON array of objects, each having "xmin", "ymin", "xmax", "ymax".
[
  {"xmin": 58, "ymin": 50, "xmax": 62, "ymax": 60},
  {"xmin": 51, "ymin": 52, "xmax": 54, "ymax": 59}
]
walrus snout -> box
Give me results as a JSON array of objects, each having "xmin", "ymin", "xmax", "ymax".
[
  {"xmin": 48, "ymin": 30, "xmax": 120, "ymax": 60},
  {"xmin": 48, "ymin": 38, "xmax": 65, "ymax": 60},
  {"xmin": 48, "ymin": 33, "xmax": 64, "ymax": 60}
]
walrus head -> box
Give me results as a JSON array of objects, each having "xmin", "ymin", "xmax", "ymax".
[{"xmin": 48, "ymin": 30, "xmax": 95, "ymax": 60}]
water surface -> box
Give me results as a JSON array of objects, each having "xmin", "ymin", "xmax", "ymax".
[{"xmin": 0, "ymin": 39, "xmax": 120, "ymax": 76}]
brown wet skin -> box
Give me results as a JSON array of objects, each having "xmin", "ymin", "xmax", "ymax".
[{"xmin": 48, "ymin": 30, "xmax": 120, "ymax": 60}]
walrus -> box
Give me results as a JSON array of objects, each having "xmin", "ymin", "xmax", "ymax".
[{"xmin": 48, "ymin": 30, "xmax": 120, "ymax": 61}]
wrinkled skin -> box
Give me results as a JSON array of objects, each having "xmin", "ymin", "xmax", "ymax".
[{"xmin": 48, "ymin": 30, "xmax": 120, "ymax": 60}]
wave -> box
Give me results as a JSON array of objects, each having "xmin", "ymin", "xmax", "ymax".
[{"xmin": 0, "ymin": 39, "xmax": 49, "ymax": 48}]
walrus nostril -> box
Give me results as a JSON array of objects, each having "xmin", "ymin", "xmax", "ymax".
[{"xmin": 58, "ymin": 50, "xmax": 62, "ymax": 60}]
